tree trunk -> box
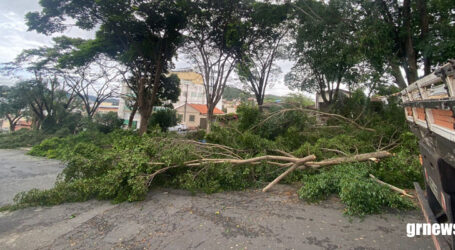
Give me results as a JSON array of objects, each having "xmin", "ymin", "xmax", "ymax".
[
  {"xmin": 9, "ymin": 122, "xmax": 16, "ymax": 132},
  {"xmin": 128, "ymin": 102, "xmax": 138, "ymax": 129},
  {"xmin": 417, "ymin": 0, "xmax": 431, "ymax": 75},
  {"xmin": 206, "ymin": 105, "xmax": 215, "ymax": 133},
  {"xmin": 403, "ymin": 0, "xmax": 419, "ymax": 84},
  {"xmin": 137, "ymin": 77, "xmax": 150, "ymax": 135},
  {"xmin": 138, "ymin": 109, "xmax": 151, "ymax": 135},
  {"xmin": 138, "ymin": 51, "xmax": 164, "ymax": 135},
  {"xmin": 257, "ymin": 95, "xmax": 264, "ymax": 112}
]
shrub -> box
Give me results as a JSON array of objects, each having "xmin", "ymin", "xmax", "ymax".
[
  {"xmin": 149, "ymin": 109, "xmax": 179, "ymax": 132},
  {"xmin": 236, "ymin": 103, "xmax": 261, "ymax": 131},
  {"xmin": 93, "ymin": 112, "xmax": 123, "ymax": 133}
]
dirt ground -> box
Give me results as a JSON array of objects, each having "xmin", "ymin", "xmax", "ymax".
[{"xmin": 0, "ymin": 149, "xmax": 433, "ymax": 250}]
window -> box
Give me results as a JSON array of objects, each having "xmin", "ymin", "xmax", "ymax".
[
  {"xmin": 178, "ymin": 114, "xmax": 183, "ymax": 122},
  {"xmin": 189, "ymin": 115, "xmax": 195, "ymax": 122}
]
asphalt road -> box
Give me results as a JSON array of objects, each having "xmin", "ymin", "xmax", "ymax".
[
  {"xmin": 0, "ymin": 149, "xmax": 433, "ymax": 250},
  {"xmin": 0, "ymin": 149, "xmax": 64, "ymax": 206}
]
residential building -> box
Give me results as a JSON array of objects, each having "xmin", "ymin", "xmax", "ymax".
[
  {"xmin": 175, "ymin": 103, "xmax": 224, "ymax": 129},
  {"xmin": 96, "ymin": 102, "xmax": 119, "ymax": 114},
  {"xmin": 222, "ymin": 99, "xmax": 241, "ymax": 114},
  {"xmin": 117, "ymin": 69, "xmax": 223, "ymax": 128},
  {"xmin": 0, "ymin": 117, "xmax": 32, "ymax": 132},
  {"xmin": 170, "ymin": 69, "xmax": 223, "ymax": 110}
]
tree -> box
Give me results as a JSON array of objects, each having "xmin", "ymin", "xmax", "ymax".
[
  {"xmin": 93, "ymin": 112, "xmax": 123, "ymax": 134},
  {"xmin": 26, "ymin": 0, "xmax": 189, "ymax": 135},
  {"xmin": 120, "ymin": 73, "xmax": 181, "ymax": 129},
  {"xmin": 237, "ymin": 2, "xmax": 289, "ymax": 111},
  {"xmin": 149, "ymin": 109, "xmax": 179, "ymax": 132},
  {"xmin": 1, "ymin": 43, "xmax": 80, "ymax": 130},
  {"xmin": 63, "ymin": 57, "xmax": 121, "ymax": 119},
  {"xmin": 286, "ymin": 0, "xmax": 362, "ymax": 104},
  {"xmin": 0, "ymin": 86, "xmax": 28, "ymax": 132},
  {"xmin": 357, "ymin": 0, "xmax": 455, "ymax": 87},
  {"xmin": 185, "ymin": 0, "xmax": 252, "ymax": 133},
  {"xmin": 14, "ymin": 37, "xmax": 122, "ymax": 120},
  {"xmin": 15, "ymin": 80, "xmax": 79, "ymax": 131}
]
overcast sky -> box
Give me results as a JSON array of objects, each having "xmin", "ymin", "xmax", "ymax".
[{"xmin": 0, "ymin": 0, "xmax": 297, "ymax": 96}]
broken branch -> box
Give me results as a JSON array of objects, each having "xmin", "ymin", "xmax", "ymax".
[
  {"xmin": 300, "ymin": 151, "xmax": 391, "ymax": 170},
  {"xmin": 369, "ymin": 174, "xmax": 414, "ymax": 198},
  {"xmin": 262, "ymin": 155, "xmax": 316, "ymax": 192}
]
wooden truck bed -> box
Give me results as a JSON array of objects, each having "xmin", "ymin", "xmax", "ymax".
[{"xmin": 400, "ymin": 60, "xmax": 455, "ymax": 250}]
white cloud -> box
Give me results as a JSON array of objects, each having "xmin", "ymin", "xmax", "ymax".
[{"xmin": 0, "ymin": 3, "xmax": 94, "ymax": 64}]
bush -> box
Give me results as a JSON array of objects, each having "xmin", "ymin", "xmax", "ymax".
[
  {"xmin": 93, "ymin": 112, "xmax": 123, "ymax": 133},
  {"xmin": 236, "ymin": 103, "xmax": 261, "ymax": 131},
  {"xmin": 149, "ymin": 109, "xmax": 179, "ymax": 132}
]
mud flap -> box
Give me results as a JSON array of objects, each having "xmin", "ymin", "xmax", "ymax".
[{"xmin": 415, "ymin": 182, "xmax": 452, "ymax": 250}]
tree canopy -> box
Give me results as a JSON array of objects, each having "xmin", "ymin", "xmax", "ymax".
[{"xmin": 26, "ymin": 0, "xmax": 189, "ymax": 134}]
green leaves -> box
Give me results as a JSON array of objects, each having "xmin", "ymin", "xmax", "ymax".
[{"xmin": 298, "ymin": 163, "xmax": 415, "ymax": 216}]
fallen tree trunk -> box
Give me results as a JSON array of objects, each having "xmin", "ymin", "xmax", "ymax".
[
  {"xmin": 300, "ymin": 151, "xmax": 391, "ymax": 170},
  {"xmin": 262, "ymin": 155, "xmax": 316, "ymax": 192},
  {"xmin": 145, "ymin": 139, "xmax": 393, "ymax": 189},
  {"xmin": 185, "ymin": 155, "xmax": 305, "ymax": 167}
]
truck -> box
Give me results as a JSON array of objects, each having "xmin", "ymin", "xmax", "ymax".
[{"xmin": 400, "ymin": 60, "xmax": 455, "ymax": 250}]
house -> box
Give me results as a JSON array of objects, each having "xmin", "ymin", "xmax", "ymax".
[
  {"xmin": 15, "ymin": 120, "xmax": 32, "ymax": 130},
  {"xmin": 117, "ymin": 69, "xmax": 223, "ymax": 129},
  {"xmin": 170, "ymin": 69, "xmax": 223, "ymax": 111},
  {"xmin": 315, "ymin": 89, "xmax": 351, "ymax": 110},
  {"xmin": 222, "ymin": 99, "xmax": 241, "ymax": 114},
  {"xmin": 0, "ymin": 117, "xmax": 32, "ymax": 132},
  {"xmin": 175, "ymin": 103, "xmax": 224, "ymax": 129},
  {"xmin": 96, "ymin": 102, "xmax": 119, "ymax": 114}
]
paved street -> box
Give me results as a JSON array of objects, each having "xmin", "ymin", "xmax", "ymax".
[
  {"xmin": 0, "ymin": 149, "xmax": 64, "ymax": 206},
  {"xmin": 0, "ymin": 149, "xmax": 433, "ymax": 249}
]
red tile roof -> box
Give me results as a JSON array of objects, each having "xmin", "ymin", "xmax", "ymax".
[{"xmin": 188, "ymin": 104, "xmax": 224, "ymax": 115}]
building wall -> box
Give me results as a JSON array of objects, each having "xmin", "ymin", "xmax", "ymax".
[
  {"xmin": 118, "ymin": 83, "xmax": 141, "ymax": 128},
  {"xmin": 0, "ymin": 119, "xmax": 8, "ymax": 132},
  {"xmin": 173, "ymin": 79, "xmax": 207, "ymax": 108},
  {"xmin": 175, "ymin": 105, "xmax": 206, "ymax": 129},
  {"xmin": 117, "ymin": 70, "xmax": 222, "ymax": 129}
]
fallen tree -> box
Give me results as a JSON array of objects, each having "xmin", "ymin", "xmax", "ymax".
[
  {"xmin": 11, "ymin": 130, "xmax": 415, "ymax": 216},
  {"xmin": 250, "ymin": 108, "xmax": 376, "ymax": 132},
  {"xmin": 143, "ymin": 138, "xmax": 393, "ymax": 191}
]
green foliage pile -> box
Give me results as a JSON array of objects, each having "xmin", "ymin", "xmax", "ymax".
[
  {"xmin": 14, "ymin": 129, "xmax": 278, "ymax": 209},
  {"xmin": 3, "ymin": 92, "xmax": 423, "ymax": 217},
  {"xmin": 0, "ymin": 129, "xmax": 51, "ymax": 149},
  {"xmin": 297, "ymin": 163, "xmax": 414, "ymax": 216},
  {"xmin": 0, "ymin": 112, "xmax": 124, "ymax": 150}
]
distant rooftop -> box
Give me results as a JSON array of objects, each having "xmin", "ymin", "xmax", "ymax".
[{"xmin": 188, "ymin": 103, "xmax": 224, "ymax": 115}]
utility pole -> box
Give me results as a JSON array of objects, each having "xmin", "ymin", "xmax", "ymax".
[{"xmin": 183, "ymin": 83, "xmax": 188, "ymax": 123}]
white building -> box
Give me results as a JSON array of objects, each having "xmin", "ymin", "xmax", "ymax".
[{"xmin": 118, "ymin": 70, "xmax": 222, "ymax": 128}]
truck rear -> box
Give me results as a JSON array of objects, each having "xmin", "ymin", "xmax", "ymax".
[{"xmin": 401, "ymin": 60, "xmax": 455, "ymax": 249}]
